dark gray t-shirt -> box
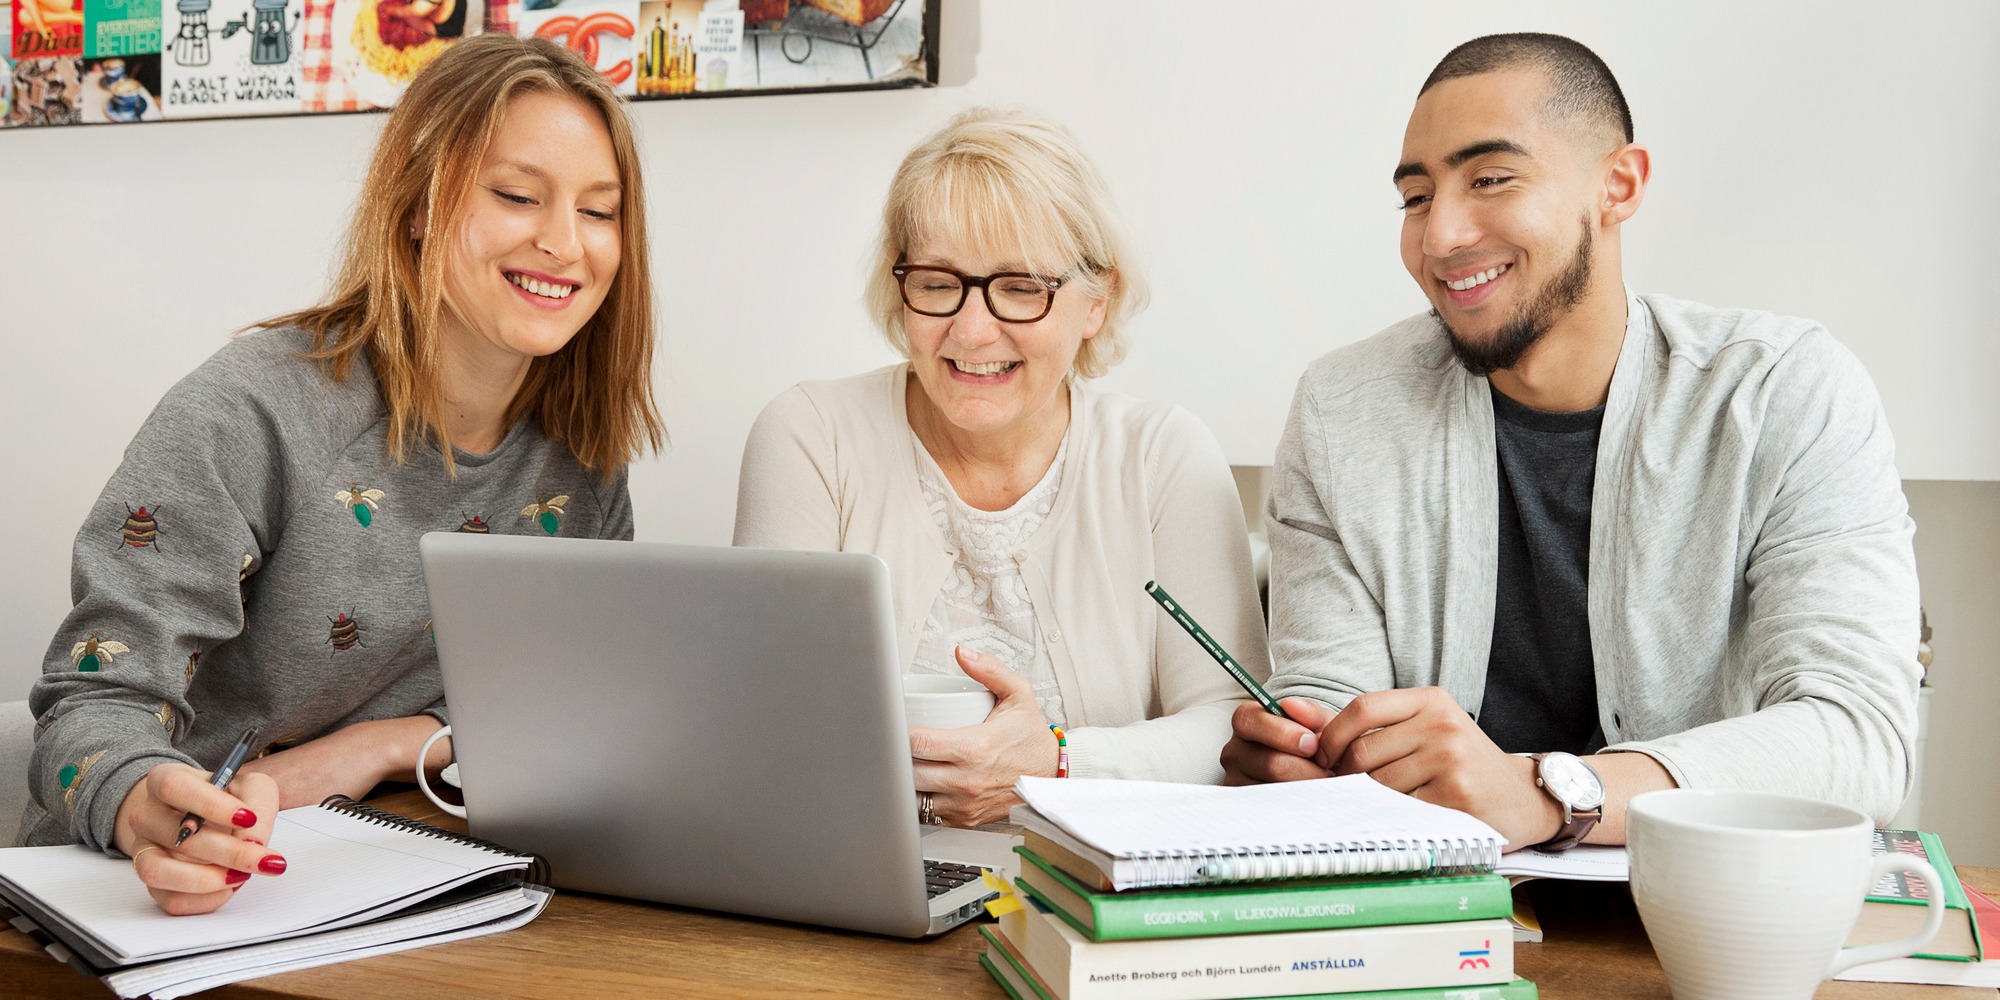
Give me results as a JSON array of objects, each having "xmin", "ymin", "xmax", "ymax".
[
  {"xmin": 1477, "ymin": 387, "xmax": 1606, "ymax": 756},
  {"xmin": 21, "ymin": 328, "xmax": 634, "ymax": 852}
]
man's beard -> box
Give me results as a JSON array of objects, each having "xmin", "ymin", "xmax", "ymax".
[{"xmin": 1436, "ymin": 216, "xmax": 1595, "ymax": 377}]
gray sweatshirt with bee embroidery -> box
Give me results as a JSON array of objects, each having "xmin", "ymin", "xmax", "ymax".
[{"xmin": 21, "ymin": 327, "xmax": 633, "ymax": 851}]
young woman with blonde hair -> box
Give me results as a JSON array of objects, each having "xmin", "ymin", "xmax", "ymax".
[
  {"xmin": 735, "ymin": 107, "xmax": 1268, "ymax": 828},
  {"xmin": 20, "ymin": 33, "xmax": 662, "ymax": 916}
]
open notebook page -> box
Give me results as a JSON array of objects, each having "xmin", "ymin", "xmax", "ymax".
[
  {"xmin": 0, "ymin": 804, "xmax": 530, "ymax": 965},
  {"xmin": 1014, "ymin": 773, "xmax": 1503, "ymax": 859}
]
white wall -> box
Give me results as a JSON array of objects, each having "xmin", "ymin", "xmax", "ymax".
[
  {"xmin": 4, "ymin": 0, "xmax": 1998, "ymax": 704},
  {"xmin": 1906, "ymin": 481, "xmax": 2000, "ymax": 866}
]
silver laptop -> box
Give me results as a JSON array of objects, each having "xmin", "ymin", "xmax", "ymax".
[{"xmin": 417, "ymin": 533, "xmax": 1017, "ymax": 938}]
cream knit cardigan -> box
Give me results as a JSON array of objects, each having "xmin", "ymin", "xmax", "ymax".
[{"xmin": 734, "ymin": 364, "xmax": 1269, "ymax": 782}]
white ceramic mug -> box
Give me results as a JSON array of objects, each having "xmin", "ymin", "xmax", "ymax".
[
  {"xmin": 903, "ymin": 673, "xmax": 995, "ymax": 730},
  {"xmin": 1627, "ymin": 788, "xmax": 1944, "ymax": 1000},
  {"xmin": 416, "ymin": 725, "xmax": 465, "ymax": 819}
]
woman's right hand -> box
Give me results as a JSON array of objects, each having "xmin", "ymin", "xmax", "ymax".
[{"xmin": 111, "ymin": 763, "xmax": 284, "ymax": 915}]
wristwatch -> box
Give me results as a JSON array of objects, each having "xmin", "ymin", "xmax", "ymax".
[{"xmin": 1530, "ymin": 752, "xmax": 1605, "ymax": 851}]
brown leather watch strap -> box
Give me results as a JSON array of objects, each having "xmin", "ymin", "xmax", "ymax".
[{"xmin": 1538, "ymin": 805, "xmax": 1601, "ymax": 852}]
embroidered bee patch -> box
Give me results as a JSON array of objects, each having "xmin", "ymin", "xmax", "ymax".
[
  {"xmin": 59, "ymin": 750, "xmax": 107, "ymax": 813},
  {"xmin": 457, "ymin": 514, "xmax": 490, "ymax": 533},
  {"xmin": 119, "ymin": 505, "xmax": 162, "ymax": 551},
  {"xmin": 156, "ymin": 702, "xmax": 174, "ymax": 733},
  {"xmin": 185, "ymin": 651, "xmax": 200, "ymax": 686},
  {"xmin": 69, "ymin": 634, "xmax": 131, "ymax": 672},
  {"xmin": 521, "ymin": 496, "xmax": 570, "ymax": 535},
  {"xmin": 336, "ymin": 485, "xmax": 386, "ymax": 527},
  {"xmin": 327, "ymin": 613, "xmax": 364, "ymax": 651}
]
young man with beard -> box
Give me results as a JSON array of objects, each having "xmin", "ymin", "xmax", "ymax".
[{"xmin": 1220, "ymin": 33, "xmax": 1919, "ymax": 850}]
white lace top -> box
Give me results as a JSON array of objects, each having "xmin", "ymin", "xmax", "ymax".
[{"xmin": 908, "ymin": 430, "xmax": 1070, "ymax": 727}]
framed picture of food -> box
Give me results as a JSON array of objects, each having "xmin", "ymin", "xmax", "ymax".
[
  {"xmin": 329, "ymin": 0, "xmax": 475, "ymax": 108},
  {"xmin": 80, "ymin": 50, "xmax": 160, "ymax": 120},
  {"xmin": 519, "ymin": 0, "xmax": 632, "ymax": 95}
]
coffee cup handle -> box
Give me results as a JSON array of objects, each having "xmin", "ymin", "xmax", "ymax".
[
  {"xmin": 415, "ymin": 725, "xmax": 467, "ymax": 819},
  {"xmin": 1824, "ymin": 853, "xmax": 1947, "ymax": 976}
]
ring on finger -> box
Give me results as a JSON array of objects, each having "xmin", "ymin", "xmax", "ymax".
[{"xmin": 131, "ymin": 844, "xmax": 165, "ymax": 869}]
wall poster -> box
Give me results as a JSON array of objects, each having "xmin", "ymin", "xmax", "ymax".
[{"xmin": 4, "ymin": 0, "xmax": 933, "ymax": 126}]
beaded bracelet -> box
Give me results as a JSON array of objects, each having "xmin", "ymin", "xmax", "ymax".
[{"xmin": 1049, "ymin": 724, "xmax": 1069, "ymax": 778}]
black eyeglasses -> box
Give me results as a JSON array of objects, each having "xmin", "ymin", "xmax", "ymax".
[{"xmin": 891, "ymin": 263, "xmax": 1070, "ymax": 323}]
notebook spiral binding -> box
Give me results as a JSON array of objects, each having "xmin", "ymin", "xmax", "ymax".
[
  {"xmin": 319, "ymin": 795, "xmax": 552, "ymax": 887},
  {"xmin": 1125, "ymin": 836, "xmax": 1502, "ymax": 889}
]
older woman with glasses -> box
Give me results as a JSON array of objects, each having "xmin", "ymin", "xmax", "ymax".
[{"xmin": 734, "ymin": 107, "xmax": 1268, "ymax": 828}]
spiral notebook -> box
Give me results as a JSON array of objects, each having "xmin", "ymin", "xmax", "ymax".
[
  {"xmin": 0, "ymin": 796, "xmax": 551, "ymax": 1000},
  {"xmin": 1010, "ymin": 773, "xmax": 1506, "ymax": 891}
]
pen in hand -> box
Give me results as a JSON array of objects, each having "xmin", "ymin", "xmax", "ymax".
[{"xmin": 174, "ymin": 727, "xmax": 258, "ymax": 848}]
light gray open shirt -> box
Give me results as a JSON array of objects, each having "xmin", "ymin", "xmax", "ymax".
[{"xmin": 1266, "ymin": 291, "xmax": 1920, "ymax": 822}]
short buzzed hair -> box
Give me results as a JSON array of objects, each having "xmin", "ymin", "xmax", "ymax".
[{"xmin": 1421, "ymin": 33, "xmax": 1633, "ymax": 147}]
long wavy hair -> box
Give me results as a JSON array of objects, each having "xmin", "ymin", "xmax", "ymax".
[{"xmin": 260, "ymin": 33, "xmax": 664, "ymax": 476}]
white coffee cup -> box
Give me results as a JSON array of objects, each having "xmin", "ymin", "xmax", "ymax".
[
  {"xmin": 1627, "ymin": 788, "xmax": 1944, "ymax": 1000},
  {"xmin": 903, "ymin": 673, "xmax": 995, "ymax": 730},
  {"xmin": 416, "ymin": 725, "xmax": 465, "ymax": 819}
]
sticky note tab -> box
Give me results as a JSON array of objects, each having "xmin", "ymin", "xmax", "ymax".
[{"xmin": 980, "ymin": 867, "xmax": 1023, "ymax": 917}]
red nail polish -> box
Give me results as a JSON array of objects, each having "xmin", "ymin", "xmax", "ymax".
[
  {"xmin": 244, "ymin": 837, "xmax": 264, "ymax": 846},
  {"xmin": 258, "ymin": 854, "xmax": 287, "ymax": 875},
  {"xmin": 225, "ymin": 869, "xmax": 250, "ymax": 885},
  {"xmin": 232, "ymin": 809, "xmax": 257, "ymax": 828}
]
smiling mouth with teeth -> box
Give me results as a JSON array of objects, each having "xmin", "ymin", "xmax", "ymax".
[
  {"xmin": 1445, "ymin": 263, "xmax": 1510, "ymax": 292},
  {"xmin": 505, "ymin": 271, "xmax": 578, "ymax": 300},
  {"xmin": 951, "ymin": 359, "xmax": 1020, "ymax": 376}
]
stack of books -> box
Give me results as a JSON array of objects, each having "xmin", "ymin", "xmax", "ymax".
[{"xmin": 980, "ymin": 774, "xmax": 1537, "ymax": 1000}]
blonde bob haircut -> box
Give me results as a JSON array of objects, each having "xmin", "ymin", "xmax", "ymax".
[
  {"xmin": 867, "ymin": 107, "xmax": 1148, "ymax": 380},
  {"xmin": 263, "ymin": 33, "xmax": 663, "ymax": 476}
]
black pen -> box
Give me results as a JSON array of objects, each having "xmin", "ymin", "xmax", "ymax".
[
  {"xmin": 175, "ymin": 727, "xmax": 257, "ymax": 848},
  {"xmin": 1145, "ymin": 581, "xmax": 1296, "ymax": 722}
]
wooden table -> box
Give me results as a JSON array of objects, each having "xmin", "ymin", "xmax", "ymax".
[{"xmin": 1, "ymin": 792, "xmax": 1992, "ymax": 999}]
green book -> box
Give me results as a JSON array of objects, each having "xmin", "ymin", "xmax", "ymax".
[
  {"xmin": 978, "ymin": 924, "xmax": 1539, "ymax": 1000},
  {"xmin": 1847, "ymin": 829, "xmax": 1981, "ymax": 962},
  {"xmin": 1014, "ymin": 846, "xmax": 1513, "ymax": 942}
]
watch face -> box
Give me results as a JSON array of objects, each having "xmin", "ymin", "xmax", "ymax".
[{"xmin": 1540, "ymin": 753, "xmax": 1606, "ymax": 810}]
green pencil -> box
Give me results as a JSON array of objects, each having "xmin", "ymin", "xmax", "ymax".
[{"xmin": 1144, "ymin": 580, "xmax": 1294, "ymax": 721}]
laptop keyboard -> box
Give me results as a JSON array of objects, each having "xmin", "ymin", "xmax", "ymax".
[{"xmin": 924, "ymin": 861, "xmax": 984, "ymax": 899}]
